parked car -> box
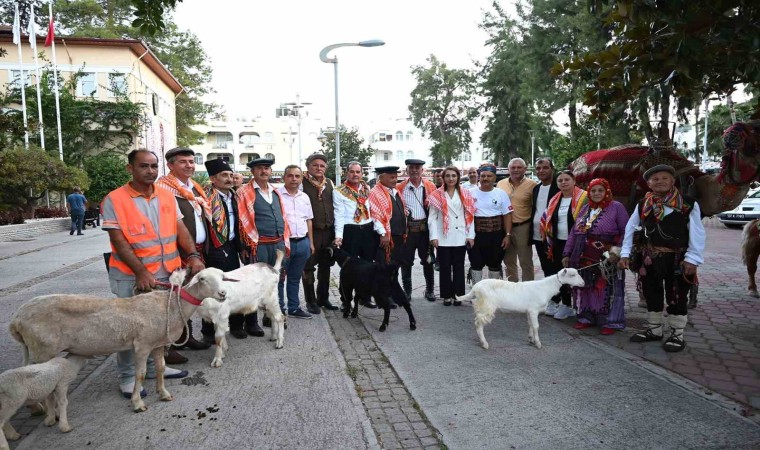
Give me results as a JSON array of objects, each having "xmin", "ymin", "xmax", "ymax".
[{"xmin": 718, "ymin": 189, "xmax": 760, "ymax": 228}]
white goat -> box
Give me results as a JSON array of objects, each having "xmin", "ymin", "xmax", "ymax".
[
  {"xmin": 9, "ymin": 268, "xmax": 228, "ymax": 413},
  {"xmin": 198, "ymin": 250, "xmax": 286, "ymax": 368},
  {"xmin": 456, "ymin": 268, "xmax": 585, "ymax": 349},
  {"xmin": 0, "ymin": 355, "xmax": 88, "ymax": 450}
]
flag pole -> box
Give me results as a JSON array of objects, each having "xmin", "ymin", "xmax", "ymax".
[
  {"xmin": 47, "ymin": 1, "xmax": 63, "ymax": 161},
  {"xmin": 28, "ymin": 5, "xmax": 45, "ymax": 150},
  {"xmin": 13, "ymin": 2, "xmax": 29, "ymax": 149}
]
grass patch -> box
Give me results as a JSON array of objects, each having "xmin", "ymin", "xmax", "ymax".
[{"xmin": 346, "ymin": 364, "xmax": 359, "ymax": 380}]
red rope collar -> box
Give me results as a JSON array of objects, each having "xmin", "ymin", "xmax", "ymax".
[{"xmin": 154, "ymin": 281, "xmax": 203, "ymax": 306}]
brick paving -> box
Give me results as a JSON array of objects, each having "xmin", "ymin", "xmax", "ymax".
[
  {"xmin": 324, "ymin": 284, "xmax": 445, "ymax": 450},
  {"xmin": 567, "ymin": 217, "xmax": 760, "ymax": 416}
]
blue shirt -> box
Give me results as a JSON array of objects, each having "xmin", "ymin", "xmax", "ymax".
[{"xmin": 66, "ymin": 193, "xmax": 87, "ymax": 212}]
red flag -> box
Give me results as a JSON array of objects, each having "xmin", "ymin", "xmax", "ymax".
[{"xmin": 44, "ymin": 16, "xmax": 54, "ymax": 47}]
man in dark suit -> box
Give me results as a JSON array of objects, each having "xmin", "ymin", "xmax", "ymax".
[
  {"xmin": 156, "ymin": 147, "xmax": 213, "ymax": 363},
  {"xmin": 530, "ymin": 157, "xmax": 559, "ymax": 280},
  {"xmin": 200, "ymin": 158, "xmax": 250, "ymax": 340}
]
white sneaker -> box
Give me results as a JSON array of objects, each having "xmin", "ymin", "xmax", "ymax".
[
  {"xmin": 545, "ymin": 302, "xmax": 560, "ymax": 316},
  {"xmin": 553, "ymin": 305, "xmax": 576, "ymax": 320}
]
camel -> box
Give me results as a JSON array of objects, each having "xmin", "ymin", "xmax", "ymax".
[
  {"xmin": 741, "ymin": 219, "xmax": 760, "ymax": 298},
  {"xmin": 568, "ymin": 121, "xmax": 760, "ymax": 215}
]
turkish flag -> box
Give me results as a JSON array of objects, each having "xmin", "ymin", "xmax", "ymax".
[{"xmin": 44, "ymin": 16, "xmax": 54, "ymax": 47}]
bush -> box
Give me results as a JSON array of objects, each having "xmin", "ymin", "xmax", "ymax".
[
  {"xmin": 0, "ymin": 210, "xmax": 25, "ymax": 225},
  {"xmin": 34, "ymin": 207, "xmax": 69, "ymax": 219}
]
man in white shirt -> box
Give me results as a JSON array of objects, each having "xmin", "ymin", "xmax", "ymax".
[
  {"xmin": 529, "ymin": 158, "xmax": 560, "ymax": 313},
  {"xmin": 334, "ymin": 161, "xmax": 376, "ymax": 307},
  {"xmin": 461, "ymin": 167, "xmax": 478, "ymax": 190},
  {"xmin": 619, "ymin": 165, "xmax": 705, "ymax": 353}
]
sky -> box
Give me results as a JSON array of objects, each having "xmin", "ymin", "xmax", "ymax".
[{"xmin": 173, "ymin": 0, "xmax": 516, "ymax": 133}]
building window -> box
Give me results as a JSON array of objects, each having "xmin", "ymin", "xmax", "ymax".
[
  {"xmin": 406, "ymin": 131, "xmax": 413, "ymax": 141},
  {"xmin": 462, "ymin": 151, "xmax": 472, "ymax": 162},
  {"xmin": 383, "ymin": 152, "xmax": 390, "ymax": 161},
  {"xmin": 218, "ymin": 155, "xmax": 230, "ymax": 163},
  {"xmin": 378, "ymin": 132, "xmax": 392, "ymax": 142},
  {"xmin": 396, "ymin": 150, "xmax": 403, "ymax": 160},
  {"xmin": 263, "ymin": 132, "xmax": 275, "ymax": 143},
  {"xmin": 108, "ymin": 73, "xmax": 127, "ymax": 97},
  {"xmin": 9, "ymin": 69, "xmax": 30, "ymax": 88},
  {"xmin": 194, "ymin": 153, "xmax": 203, "ymax": 164},
  {"xmin": 406, "ymin": 150, "xmax": 414, "ymax": 159},
  {"xmin": 395, "ymin": 131, "xmax": 403, "ymax": 141},
  {"xmin": 77, "ymin": 72, "xmax": 97, "ymax": 97},
  {"xmin": 265, "ymin": 153, "xmax": 275, "ymax": 160}
]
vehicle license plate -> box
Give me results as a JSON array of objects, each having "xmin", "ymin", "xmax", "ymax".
[{"xmin": 726, "ymin": 214, "xmax": 745, "ymax": 220}]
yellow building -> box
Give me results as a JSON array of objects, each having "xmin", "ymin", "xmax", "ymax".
[{"xmin": 0, "ymin": 29, "xmax": 182, "ymax": 171}]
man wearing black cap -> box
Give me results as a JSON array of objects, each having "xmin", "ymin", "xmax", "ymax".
[
  {"xmin": 237, "ymin": 157, "xmax": 289, "ymax": 330},
  {"xmin": 199, "ymin": 158, "xmax": 248, "ymax": 340},
  {"xmin": 397, "ymin": 159, "xmax": 437, "ymax": 301},
  {"xmin": 369, "ymin": 166, "xmax": 407, "ymax": 274},
  {"xmin": 156, "ymin": 147, "xmax": 212, "ymax": 360},
  {"xmin": 619, "ymin": 164, "xmax": 705, "ymax": 353},
  {"xmin": 301, "ymin": 153, "xmax": 340, "ymax": 314}
]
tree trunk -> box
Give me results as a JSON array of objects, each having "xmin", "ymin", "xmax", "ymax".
[
  {"xmin": 657, "ymin": 82, "xmax": 673, "ymax": 147},
  {"xmin": 568, "ymin": 103, "xmax": 578, "ymax": 138}
]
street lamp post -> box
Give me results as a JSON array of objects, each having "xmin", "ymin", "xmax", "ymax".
[
  {"xmin": 319, "ymin": 40, "xmax": 385, "ymax": 185},
  {"xmin": 528, "ymin": 130, "xmax": 536, "ymax": 169}
]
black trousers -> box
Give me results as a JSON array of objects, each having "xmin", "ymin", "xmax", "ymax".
[
  {"xmin": 468, "ymin": 230, "xmax": 505, "ymax": 271},
  {"xmin": 343, "ymin": 223, "xmax": 378, "ymax": 262},
  {"xmin": 375, "ymin": 234, "xmax": 405, "ymax": 269},
  {"xmin": 641, "ymin": 252, "xmax": 690, "ymax": 316},
  {"xmin": 202, "ymin": 239, "xmax": 241, "ymax": 335},
  {"xmin": 533, "ymin": 240, "xmax": 552, "ymax": 276},
  {"xmin": 302, "ymin": 227, "xmax": 335, "ymax": 303},
  {"xmin": 543, "ymin": 239, "xmax": 571, "ymax": 307},
  {"xmin": 438, "ymin": 246, "xmax": 466, "ymax": 298},
  {"xmin": 400, "ymin": 229, "xmax": 432, "ymax": 269}
]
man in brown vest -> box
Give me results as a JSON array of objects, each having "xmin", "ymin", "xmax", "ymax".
[{"xmin": 301, "ymin": 153, "xmax": 340, "ymax": 314}]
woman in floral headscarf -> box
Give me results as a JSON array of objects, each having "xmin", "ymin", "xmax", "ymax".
[{"xmin": 562, "ymin": 178, "xmax": 629, "ymax": 334}]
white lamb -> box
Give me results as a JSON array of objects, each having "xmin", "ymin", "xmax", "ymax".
[
  {"xmin": 198, "ymin": 250, "xmax": 286, "ymax": 368},
  {"xmin": 0, "ymin": 355, "xmax": 88, "ymax": 450},
  {"xmin": 456, "ymin": 268, "xmax": 585, "ymax": 349}
]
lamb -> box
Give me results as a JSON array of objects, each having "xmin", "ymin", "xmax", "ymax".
[
  {"xmin": 0, "ymin": 355, "xmax": 88, "ymax": 450},
  {"xmin": 325, "ymin": 246, "xmax": 415, "ymax": 332},
  {"xmin": 9, "ymin": 268, "xmax": 228, "ymax": 413},
  {"xmin": 456, "ymin": 268, "xmax": 585, "ymax": 349},
  {"xmin": 198, "ymin": 250, "xmax": 286, "ymax": 368}
]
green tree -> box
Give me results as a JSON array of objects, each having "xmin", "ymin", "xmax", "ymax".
[
  {"xmin": 317, "ymin": 127, "xmax": 376, "ymax": 182},
  {"xmin": 409, "ymin": 55, "xmax": 478, "ymax": 166},
  {"xmin": 0, "ymin": 146, "xmax": 88, "ymax": 215},
  {"xmin": 698, "ymin": 98, "xmax": 757, "ymax": 156},
  {"xmin": 556, "ymin": 0, "xmax": 760, "ymax": 142},
  {"xmin": 83, "ymin": 154, "xmax": 130, "ymax": 204}
]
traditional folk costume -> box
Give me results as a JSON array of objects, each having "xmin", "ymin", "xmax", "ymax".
[
  {"xmin": 621, "ymin": 165, "xmax": 705, "ymax": 352},
  {"xmin": 564, "ymin": 179, "xmax": 629, "ymax": 332},
  {"xmin": 156, "ymin": 147, "xmax": 213, "ymax": 352},
  {"xmin": 237, "ymin": 158, "xmax": 291, "ymax": 332},
  {"xmin": 540, "ymin": 186, "xmax": 587, "ymax": 312},
  {"xmin": 397, "ymin": 159, "xmax": 438, "ymax": 301},
  {"xmin": 369, "ymin": 167, "xmax": 408, "ymax": 266},
  {"xmin": 428, "ymin": 186, "xmax": 476, "ymax": 304},
  {"xmin": 468, "ymin": 164, "xmax": 513, "ymax": 283},
  {"xmin": 301, "ymin": 154, "xmax": 339, "ymax": 313}
]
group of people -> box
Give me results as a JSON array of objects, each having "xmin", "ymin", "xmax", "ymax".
[{"xmin": 97, "ymin": 148, "xmax": 704, "ymax": 398}]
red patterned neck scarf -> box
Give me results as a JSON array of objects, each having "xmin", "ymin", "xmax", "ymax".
[
  {"xmin": 540, "ymin": 187, "xmax": 588, "ymax": 259},
  {"xmin": 156, "ymin": 174, "xmax": 211, "ymax": 220},
  {"xmin": 641, "ymin": 187, "xmax": 684, "ymax": 222},
  {"xmin": 428, "ymin": 187, "xmax": 475, "ymax": 235},
  {"xmin": 204, "ymin": 185, "xmax": 230, "ymax": 247},
  {"xmin": 337, "ymin": 181, "xmax": 370, "ymax": 223}
]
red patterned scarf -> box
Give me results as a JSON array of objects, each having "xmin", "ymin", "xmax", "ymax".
[
  {"xmin": 337, "ymin": 181, "xmax": 370, "ymax": 223},
  {"xmin": 641, "ymin": 187, "xmax": 685, "ymax": 222},
  {"xmin": 540, "ymin": 187, "xmax": 588, "ymax": 259},
  {"xmin": 156, "ymin": 174, "xmax": 211, "ymax": 220},
  {"xmin": 587, "ymin": 178, "xmax": 613, "ymax": 209},
  {"xmin": 204, "ymin": 185, "xmax": 230, "ymax": 248},
  {"xmin": 427, "ymin": 187, "xmax": 476, "ymax": 235}
]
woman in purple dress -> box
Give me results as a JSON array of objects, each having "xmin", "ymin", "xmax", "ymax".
[{"xmin": 562, "ymin": 178, "xmax": 629, "ymax": 334}]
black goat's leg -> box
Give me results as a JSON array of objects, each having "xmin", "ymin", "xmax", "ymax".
[
  {"xmin": 403, "ymin": 304, "xmax": 416, "ymax": 330},
  {"xmin": 342, "ymin": 286, "xmax": 353, "ymax": 318},
  {"xmin": 379, "ymin": 307, "xmax": 391, "ymax": 332}
]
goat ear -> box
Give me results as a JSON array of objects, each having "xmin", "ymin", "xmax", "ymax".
[
  {"xmin": 561, "ymin": 268, "xmax": 567, "ymax": 275},
  {"xmin": 222, "ymin": 277, "xmax": 240, "ymax": 282}
]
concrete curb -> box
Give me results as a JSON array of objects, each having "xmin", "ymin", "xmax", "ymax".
[{"xmin": 0, "ymin": 219, "xmax": 69, "ymax": 242}]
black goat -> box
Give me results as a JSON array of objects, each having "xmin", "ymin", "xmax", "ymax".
[{"xmin": 322, "ymin": 246, "xmax": 416, "ymax": 332}]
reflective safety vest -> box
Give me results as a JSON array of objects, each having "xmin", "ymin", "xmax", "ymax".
[{"xmin": 107, "ymin": 185, "xmax": 181, "ymax": 276}]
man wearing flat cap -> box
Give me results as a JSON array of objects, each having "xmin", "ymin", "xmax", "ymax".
[
  {"xmin": 369, "ymin": 166, "xmax": 407, "ymax": 288},
  {"xmin": 156, "ymin": 147, "xmax": 212, "ymax": 359},
  {"xmin": 199, "ymin": 159, "xmax": 247, "ymax": 341},
  {"xmin": 619, "ymin": 164, "xmax": 705, "ymax": 353},
  {"xmin": 397, "ymin": 159, "xmax": 437, "ymax": 301},
  {"xmin": 237, "ymin": 157, "xmax": 290, "ymax": 331},
  {"xmin": 301, "ymin": 153, "xmax": 339, "ymax": 314}
]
